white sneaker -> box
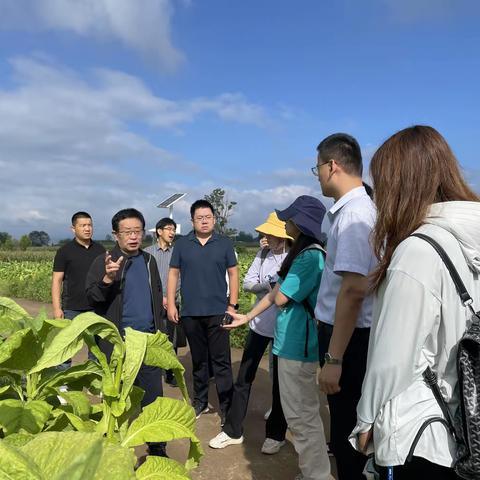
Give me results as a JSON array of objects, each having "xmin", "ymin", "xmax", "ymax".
[
  {"xmin": 57, "ymin": 385, "xmax": 68, "ymax": 405},
  {"xmin": 209, "ymin": 431, "xmax": 244, "ymax": 449},
  {"xmin": 261, "ymin": 438, "xmax": 286, "ymax": 454},
  {"xmin": 264, "ymin": 407, "xmax": 272, "ymax": 420}
]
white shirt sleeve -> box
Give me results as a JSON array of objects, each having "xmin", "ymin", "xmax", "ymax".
[
  {"xmin": 334, "ymin": 211, "xmax": 374, "ymax": 276},
  {"xmin": 243, "ymin": 251, "xmax": 270, "ymax": 294}
]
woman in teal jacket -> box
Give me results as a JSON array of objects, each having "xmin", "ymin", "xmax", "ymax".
[{"xmin": 225, "ymin": 195, "xmax": 333, "ymax": 480}]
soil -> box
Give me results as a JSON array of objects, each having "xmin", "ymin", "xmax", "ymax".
[{"xmin": 14, "ymin": 298, "xmax": 337, "ymax": 480}]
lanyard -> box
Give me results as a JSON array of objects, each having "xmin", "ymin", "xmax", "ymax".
[{"xmin": 387, "ymin": 466, "xmax": 394, "ymax": 479}]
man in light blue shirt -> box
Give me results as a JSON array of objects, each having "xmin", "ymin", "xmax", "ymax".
[{"xmin": 312, "ymin": 133, "xmax": 377, "ymax": 480}]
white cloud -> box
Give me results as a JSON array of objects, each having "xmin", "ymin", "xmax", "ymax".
[
  {"xmin": 0, "ymin": 0, "xmax": 184, "ymax": 71},
  {"xmin": 0, "ymin": 55, "xmax": 272, "ymax": 240}
]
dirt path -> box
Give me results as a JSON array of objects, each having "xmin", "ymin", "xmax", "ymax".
[{"xmin": 15, "ymin": 298, "xmax": 336, "ymax": 480}]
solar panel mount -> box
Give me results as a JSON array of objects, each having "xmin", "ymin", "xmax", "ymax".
[{"xmin": 157, "ymin": 193, "xmax": 186, "ymax": 208}]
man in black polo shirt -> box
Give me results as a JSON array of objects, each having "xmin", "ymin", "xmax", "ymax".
[
  {"xmin": 52, "ymin": 213, "xmax": 104, "ymax": 323},
  {"xmin": 52, "ymin": 211, "xmax": 105, "ymax": 368},
  {"xmin": 167, "ymin": 199, "xmax": 239, "ymax": 422}
]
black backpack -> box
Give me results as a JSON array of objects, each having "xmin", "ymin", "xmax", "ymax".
[{"xmin": 409, "ymin": 233, "xmax": 480, "ymax": 479}]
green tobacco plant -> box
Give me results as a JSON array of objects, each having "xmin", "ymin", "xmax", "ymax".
[{"xmin": 0, "ymin": 297, "xmax": 203, "ymax": 478}]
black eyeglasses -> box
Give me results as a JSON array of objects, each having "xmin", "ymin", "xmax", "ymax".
[{"xmin": 311, "ymin": 161, "xmax": 329, "ymax": 177}]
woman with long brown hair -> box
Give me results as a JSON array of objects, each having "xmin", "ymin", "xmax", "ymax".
[{"xmin": 349, "ymin": 125, "xmax": 480, "ymax": 478}]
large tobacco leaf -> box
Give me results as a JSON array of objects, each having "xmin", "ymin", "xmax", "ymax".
[
  {"xmin": 56, "ymin": 390, "xmax": 91, "ymax": 420},
  {"xmin": 118, "ymin": 328, "xmax": 147, "ymax": 412},
  {"xmin": 0, "ymin": 297, "xmax": 32, "ymax": 337},
  {"xmin": 122, "ymin": 396, "xmax": 202, "ymax": 469},
  {"xmin": 30, "ymin": 312, "xmax": 123, "ymax": 373},
  {"xmin": 0, "ymin": 439, "xmax": 43, "ymax": 479},
  {"xmin": 34, "ymin": 360, "xmax": 103, "ymax": 399},
  {"xmin": 17, "ymin": 431, "xmax": 137, "ymax": 480},
  {"xmin": 135, "ymin": 456, "xmax": 190, "ymax": 480},
  {"xmin": 144, "ymin": 331, "xmax": 189, "ymax": 401},
  {"xmin": 0, "ymin": 399, "xmax": 53, "ymax": 435}
]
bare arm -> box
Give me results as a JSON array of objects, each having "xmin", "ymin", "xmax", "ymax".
[
  {"xmin": 51, "ymin": 271, "xmax": 64, "ymax": 319},
  {"xmin": 227, "ymin": 265, "xmax": 239, "ymax": 313},
  {"xmin": 274, "ymin": 288, "xmax": 289, "ymax": 307},
  {"xmin": 329, "ymin": 272, "xmax": 369, "ymax": 358},
  {"xmin": 318, "ymin": 272, "xmax": 369, "ymax": 394},
  {"xmin": 223, "ymin": 283, "xmax": 279, "ymax": 329},
  {"xmin": 167, "ymin": 267, "xmax": 180, "ymax": 323}
]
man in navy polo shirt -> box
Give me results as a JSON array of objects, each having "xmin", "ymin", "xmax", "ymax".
[{"xmin": 167, "ymin": 199, "xmax": 239, "ymax": 422}]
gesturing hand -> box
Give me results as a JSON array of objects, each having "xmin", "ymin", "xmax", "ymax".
[{"xmin": 103, "ymin": 251, "xmax": 124, "ymax": 283}]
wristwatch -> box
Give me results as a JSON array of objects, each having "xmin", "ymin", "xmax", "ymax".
[
  {"xmin": 228, "ymin": 303, "xmax": 239, "ymax": 310},
  {"xmin": 324, "ymin": 353, "xmax": 342, "ymax": 365}
]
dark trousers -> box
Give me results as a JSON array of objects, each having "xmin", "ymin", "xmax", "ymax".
[
  {"xmin": 318, "ymin": 322, "xmax": 370, "ymax": 480},
  {"xmin": 182, "ymin": 315, "xmax": 233, "ymax": 413},
  {"xmin": 134, "ymin": 363, "xmax": 165, "ymax": 455},
  {"xmin": 377, "ymin": 456, "xmax": 461, "ymax": 479},
  {"xmin": 223, "ymin": 329, "xmax": 288, "ymax": 441}
]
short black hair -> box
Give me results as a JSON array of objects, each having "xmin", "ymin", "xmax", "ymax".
[
  {"xmin": 317, "ymin": 133, "xmax": 363, "ymax": 176},
  {"xmin": 155, "ymin": 217, "xmax": 177, "ymax": 237},
  {"xmin": 190, "ymin": 199, "xmax": 215, "ymax": 219},
  {"xmin": 111, "ymin": 208, "xmax": 145, "ymax": 232},
  {"xmin": 71, "ymin": 211, "xmax": 91, "ymax": 225}
]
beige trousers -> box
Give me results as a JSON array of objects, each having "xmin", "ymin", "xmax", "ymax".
[{"xmin": 278, "ymin": 357, "xmax": 332, "ymax": 480}]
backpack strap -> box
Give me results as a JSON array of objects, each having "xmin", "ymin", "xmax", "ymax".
[
  {"xmin": 297, "ymin": 244, "xmax": 325, "ymax": 358},
  {"xmin": 408, "ymin": 232, "xmax": 473, "ymax": 452},
  {"xmin": 411, "ymin": 233, "xmax": 476, "ymax": 316}
]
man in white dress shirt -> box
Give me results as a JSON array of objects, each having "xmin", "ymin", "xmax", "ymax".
[{"xmin": 312, "ymin": 133, "xmax": 377, "ymax": 480}]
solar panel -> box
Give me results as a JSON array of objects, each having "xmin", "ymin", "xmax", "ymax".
[{"xmin": 157, "ymin": 193, "xmax": 186, "ymax": 208}]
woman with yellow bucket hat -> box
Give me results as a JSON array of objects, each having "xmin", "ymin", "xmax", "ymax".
[{"xmin": 209, "ymin": 212, "xmax": 292, "ymax": 453}]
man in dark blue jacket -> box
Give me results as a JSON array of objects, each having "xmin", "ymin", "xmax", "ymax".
[{"xmin": 86, "ymin": 208, "xmax": 167, "ymax": 457}]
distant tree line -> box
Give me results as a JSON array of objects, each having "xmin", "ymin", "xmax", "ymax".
[{"xmin": 0, "ymin": 231, "xmax": 50, "ymax": 251}]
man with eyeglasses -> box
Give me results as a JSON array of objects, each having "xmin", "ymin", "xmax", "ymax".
[
  {"xmin": 86, "ymin": 208, "xmax": 168, "ymax": 458},
  {"xmin": 312, "ymin": 134, "xmax": 377, "ymax": 480},
  {"xmin": 167, "ymin": 199, "xmax": 239, "ymax": 423},
  {"xmin": 145, "ymin": 217, "xmax": 186, "ymax": 387}
]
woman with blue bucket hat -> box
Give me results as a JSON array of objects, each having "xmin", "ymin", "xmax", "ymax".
[{"xmin": 225, "ymin": 195, "xmax": 334, "ymax": 480}]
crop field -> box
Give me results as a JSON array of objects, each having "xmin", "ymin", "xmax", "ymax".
[{"xmin": 0, "ymin": 247, "xmax": 259, "ymax": 347}]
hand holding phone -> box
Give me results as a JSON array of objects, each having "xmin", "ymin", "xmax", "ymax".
[{"xmin": 221, "ymin": 313, "xmax": 234, "ymax": 326}]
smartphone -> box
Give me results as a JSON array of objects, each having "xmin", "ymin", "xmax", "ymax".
[{"xmin": 221, "ymin": 313, "xmax": 234, "ymax": 326}]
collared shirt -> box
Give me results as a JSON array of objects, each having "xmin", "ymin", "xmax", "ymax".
[
  {"xmin": 315, "ymin": 186, "xmax": 377, "ymax": 328},
  {"xmin": 170, "ymin": 230, "xmax": 237, "ymax": 316},
  {"xmin": 144, "ymin": 243, "xmax": 180, "ymax": 297}
]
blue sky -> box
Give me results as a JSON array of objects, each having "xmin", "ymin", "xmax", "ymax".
[{"xmin": 1, "ymin": 0, "xmax": 479, "ymax": 240}]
